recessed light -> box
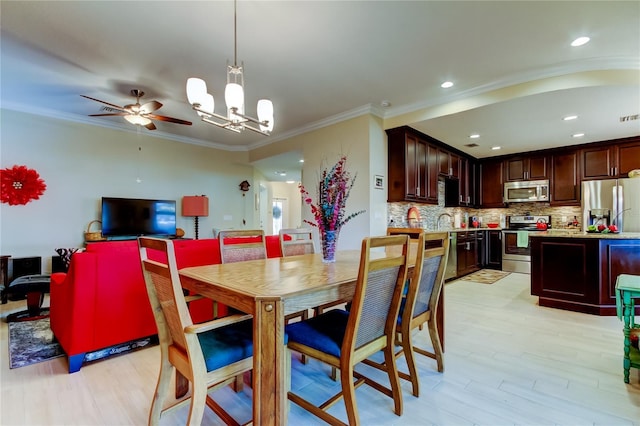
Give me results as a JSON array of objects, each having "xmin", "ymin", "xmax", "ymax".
[
  {"xmin": 299, "ymin": 159, "xmax": 304, "ymax": 163},
  {"xmin": 275, "ymin": 171, "xmax": 287, "ymax": 176},
  {"xmin": 563, "ymin": 115, "xmax": 578, "ymax": 121},
  {"xmin": 286, "ymin": 180, "xmax": 295, "ymax": 184},
  {"xmin": 380, "ymin": 100, "xmax": 391, "ymax": 108},
  {"xmin": 469, "ymin": 134, "xmax": 480, "ymax": 139},
  {"xmin": 572, "ymin": 133, "xmax": 585, "ymax": 138},
  {"xmin": 491, "ymin": 146, "xmax": 501, "ymax": 150},
  {"xmin": 441, "ymin": 81, "xmax": 454, "ymax": 89},
  {"xmin": 571, "ymin": 36, "xmax": 590, "ymax": 47}
]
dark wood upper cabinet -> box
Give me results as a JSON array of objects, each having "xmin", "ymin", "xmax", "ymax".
[
  {"xmin": 504, "ymin": 155, "xmax": 548, "ymax": 182},
  {"xmin": 616, "ymin": 139, "xmax": 640, "ymax": 177},
  {"xmin": 386, "ymin": 128, "xmax": 437, "ymax": 204},
  {"xmin": 438, "ymin": 149, "xmax": 460, "ymax": 179},
  {"xmin": 581, "ymin": 137, "xmax": 640, "ymax": 180},
  {"xmin": 480, "ymin": 160, "xmax": 504, "ymax": 208},
  {"xmin": 551, "ymin": 149, "xmax": 580, "ymax": 205}
]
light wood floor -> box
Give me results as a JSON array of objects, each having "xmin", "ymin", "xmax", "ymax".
[{"xmin": 1, "ymin": 272, "xmax": 639, "ymax": 425}]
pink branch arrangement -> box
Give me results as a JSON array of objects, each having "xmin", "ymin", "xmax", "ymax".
[{"xmin": 299, "ymin": 156, "xmax": 365, "ymax": 237}]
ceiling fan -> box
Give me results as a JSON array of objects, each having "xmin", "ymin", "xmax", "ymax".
[{"xmin": 81, "ymin": 89, "xmax": 192, "ymax": 130}]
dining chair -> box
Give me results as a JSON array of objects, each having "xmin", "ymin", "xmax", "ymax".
[
  {"xmin": 364, "ymin": 231, "xmax": 449, "ymax": 397},
  {"xmin": 218, "ymin": 229, "xmax": 267, "ymax": 263},
  {"xmin": 138, "ymin": 237, "xmax": 254, "ymax": 426},
  {"xmin": 278, "ymin": 228, "xmax": 318, "ymax": 322},
  {"xmin": 279, "ymin": 227, "xmax": 318, "ymax": 257},
  {"xmin": 285, "ymin": 234, "xmax": 410, "ymax": 425}
]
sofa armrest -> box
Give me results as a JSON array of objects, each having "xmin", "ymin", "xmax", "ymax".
[{"xmin": 49, "ymin": 252, "xmax": 99, "ymax": 355}]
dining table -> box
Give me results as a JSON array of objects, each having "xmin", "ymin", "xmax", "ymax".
[{"xmin": 178, "ymin": 244, "xmax": 445, "ymax": 425}]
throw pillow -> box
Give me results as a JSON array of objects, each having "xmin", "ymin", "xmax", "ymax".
[{"xmin": 54, "ymin": 248, "xmax": 82, "ymax": 271}]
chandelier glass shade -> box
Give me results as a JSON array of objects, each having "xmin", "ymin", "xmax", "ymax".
[{"xmin": 186, "ymin": 1, "xmax": 274, "ymax": 135}]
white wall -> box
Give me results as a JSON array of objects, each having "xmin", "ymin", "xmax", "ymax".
[
  {"xmin": 0, "ymin": 109, "xmax": 258, "ymax": 271},
  {"xmin": 257, "ymin": 116, "xmax": 374, "ymax": 250}
]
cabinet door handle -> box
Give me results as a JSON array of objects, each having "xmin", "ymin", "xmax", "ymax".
[{"xmin": 459, "ymin": 194, "xmax": 463, "ymax": 202}]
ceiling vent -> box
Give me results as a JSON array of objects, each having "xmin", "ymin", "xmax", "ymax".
[
  {"xmin": 464, "ymin": 143, "xmax": 479, "ymax": 148},
  {"xmin": 620, "ymin": 114, "xmax": 639, "ymax": 122}
]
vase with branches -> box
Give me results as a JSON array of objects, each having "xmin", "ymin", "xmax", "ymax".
[{"xmin": 299, "ymin": 156, "xmax": 365, "ymax": 262}]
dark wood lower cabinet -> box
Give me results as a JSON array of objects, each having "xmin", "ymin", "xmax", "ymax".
[
  {"xmin": 456, "ymin": 231, "xmax": 480, "ymax": 277},
  {"xmin": 531, "ymin": 236, "xmax": 640, "ymax": 315}
]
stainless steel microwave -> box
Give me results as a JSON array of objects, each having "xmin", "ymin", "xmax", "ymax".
[{"xmin": 503, "ymin": 179, "xmax": 550, "ymax": 203}]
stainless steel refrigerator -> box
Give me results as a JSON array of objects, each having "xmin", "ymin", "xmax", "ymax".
[{"xmin": 582, "ymin": 178, "xmax": 640, "ymax": 232}]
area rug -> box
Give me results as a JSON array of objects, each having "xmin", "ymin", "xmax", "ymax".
[
  {"xmin": 459, "ymin": 269, "xmax": 510, "ymax": 284},
  {"xmin": 8, "ymin": 317, "xmax": 64, "ymax": 369},
  {"xmin": 8, "ymin": 317, "xmax": 158, "ymax": 369}
]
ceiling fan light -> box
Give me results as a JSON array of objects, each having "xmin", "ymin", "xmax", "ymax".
[
  {"xmin": 186, "ymin": 78, "xmax": 207, "ymax": 105},
  {"xmin": 225, "ymin": 83, "xmax": 244, "ymax": 111},
  {"xmin": 124, "ymin": 115, "xmax": 152, "ymax": 126},
  {"xmin": 257, "ymin": 99, "xmax": 274, "ymax": 131}
]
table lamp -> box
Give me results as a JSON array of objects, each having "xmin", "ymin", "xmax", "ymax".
[{"xmin": 182, "ymin": 195, "xmax": 209, "ymax": 240}]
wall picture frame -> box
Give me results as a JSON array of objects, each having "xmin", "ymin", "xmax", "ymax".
[{"xmin": 374, "ymin": 175, "xmax": 384, "ymax": 190}]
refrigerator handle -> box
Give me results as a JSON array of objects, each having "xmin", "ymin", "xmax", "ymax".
[{"xmin": 612, "ymin": 184, "xmax": 620, "ymax": 228}]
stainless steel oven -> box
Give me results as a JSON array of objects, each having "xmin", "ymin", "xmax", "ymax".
[{"xmin": 502, "ymin": 215, "xmax": 550, "ymax": 274}]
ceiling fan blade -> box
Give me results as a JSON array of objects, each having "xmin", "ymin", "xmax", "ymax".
[
  {"xmin": 89, "ymin": 112, "xmax": 128, "ymax": 117},
  {"xmin": 146, "ymin": 114, "xmax": 192, "ymax": 125},
  {"xmin": 139, "ymin": 100, "xmax": 162, "ymax": 114},
  {"xmin": 144, "ymin": 121, "xmax": 157, "ymax": 130},
  {"xmin": 80, "ymin": 95, "xmax": 126, "ymax": 112}
]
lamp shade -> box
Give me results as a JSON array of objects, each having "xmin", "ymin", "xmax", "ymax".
[
  {"xmin": 182, "ymin": 195, "xmax": 209, "ymax": 217},
  {"xmin": 257, "ymin": 99, "xmax": 274, "ymax": 132},
  {"xmin": 225, "ymin": 82, "xmax": 244, "ymax": 111},
  {"xmin": 186, "ymin": 78, "xmax": 207, "ymax": 105},
  {"xmin": 198, "ymin": 93, "xmax": 215, "ymax": 117}
]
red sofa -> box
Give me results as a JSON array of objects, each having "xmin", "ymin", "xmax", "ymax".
[{"xmin": 50, "ymin": 236, "xmax": 283, "ymax": 373}]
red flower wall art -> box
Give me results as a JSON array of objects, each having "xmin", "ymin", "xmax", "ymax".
[{"xmin": 0, "ymin": 165, "xmax": 47, "ymax": 205}]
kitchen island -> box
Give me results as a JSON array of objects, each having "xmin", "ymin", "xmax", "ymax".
[{"xmin": 530, "ymin": 231, "xmax": 640, "ymax": 315}]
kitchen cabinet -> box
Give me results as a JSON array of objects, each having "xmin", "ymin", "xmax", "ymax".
[
  {"xmin": 438, "ymin": 148, "xmax": 460, "ymax": 179},
  {"xmin": 456, "ymin": 231, "xmax": 479, "ymax": 277},
  {"xmin": 581, "ymin": 138, "xmax": 640, "ymax": 180},
  {"xmin": 504, "ymin": 155, "xmax": 548, "ymax": 182},
  {"xmin": 486, "ymin": 230, "xmax": 502, "ymax": 270},
  {"xmin": 550, "ymin": 149, "xmax": 580, "ymax": 206},
  {"xmin": 480, "ymin": 159, "xmax": 505, "ymax": 208},
  {"xmin": 531, "ymin": 235, "xmax": 640, "ymax": 315},
  {"xmin": 387, "ymin": 128, "xmax": 438, "ymax": 204},
  {"xmin": 458, "ymin": 157, "xmax": 475, "ymax": 207}
]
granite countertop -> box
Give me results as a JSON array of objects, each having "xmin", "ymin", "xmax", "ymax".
[{"xmin": 529, "ymin": 230, "xmax": 640, "ymax": 239}]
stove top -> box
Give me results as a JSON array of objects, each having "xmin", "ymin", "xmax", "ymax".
[{"xmin": 506, "ymin": 215, "xmax": 551, "ymax": 231}]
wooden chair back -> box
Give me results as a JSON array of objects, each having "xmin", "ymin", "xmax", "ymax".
[
  {"xmin": 405, "ymin": 232, "xmax": 449, "ymax": 328},
  {"xmin": 139, "ymin": 237, "xmax": 195, "ymax": 357},
  {"xmin": 345, "ymin": 234, "xmax": 410, "ymax": 361},
  {"xmin": 139, "ymin": 236, "xmax": 254, "ymax": 425},
  {"xmin": 218, "ymin": 229, "xmax": 267, "ymax": 263},
  {"xmin": 279, "ymin": 228, "xmax": 318, "ymax": 257}
]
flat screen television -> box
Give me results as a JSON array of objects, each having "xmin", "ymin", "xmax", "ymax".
[{"xmin": 101, "ymin": 197, "xmax": 177, "ymax": 238}]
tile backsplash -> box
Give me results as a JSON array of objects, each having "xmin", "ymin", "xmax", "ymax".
[{"xmin": 388, "ymin": 180, "xmax": 582, "ymax": 230}]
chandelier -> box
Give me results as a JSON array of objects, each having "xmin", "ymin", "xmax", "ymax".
[{"xmin": 186, "ymin": 0, "xmax": 274, "ymax": 135}]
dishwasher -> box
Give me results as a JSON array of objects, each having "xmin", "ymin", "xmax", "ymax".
[{"xmin": 445, "ymin": 232, "xmax": 457, "ymax": 280}]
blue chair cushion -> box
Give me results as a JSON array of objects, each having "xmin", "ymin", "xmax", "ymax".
[
  {"xmin": 198, "ymin": 319, "xmax": 288, "ymax": 372},
  {"xmin": 198, "ymin": 319, "xmax": 254, "ymax": 372},
  {"xmin": 285, "ymin": 309, "xmax": 349, "ymax": 357}
]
